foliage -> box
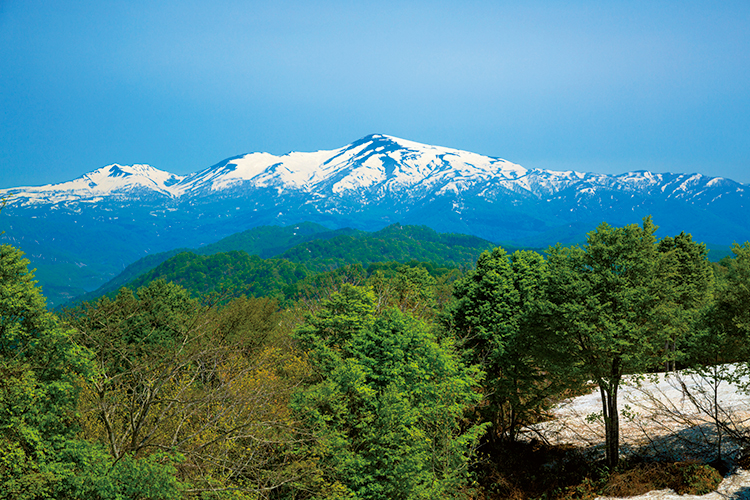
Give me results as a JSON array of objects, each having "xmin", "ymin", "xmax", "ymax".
[
  {"xmin": 292, "ymin": 261, "xmax": 459, "ymax": 320},
  {"xmin": 126, "ymin": 251, "xmax": 309, "ymax": 302},
  {"xmin": 0, "ymin": 243, "xmax": 87, "ymax": 498},
  {"xmin": 448, "ymin": 248, "xmax": 586, "ymax": 445},
  {"xmin": 71, "ymin": 223, "xmax": 332, "ymax": 306},
  {"xmin": 538, "ymin": 218, "xmax": 712, "ymax": 467},
  {"xmin": 675, "ymin": 241, "xmax": 750, "ymax": 461},
  {"xmin": 0, "ymin": 244, "xmax": 191, "ymax": 499},
  {"xmin": 66, "ymin": 281, "xmax": 309, "ymax": 496},
  {"xmin": 71, "ymin": 247, "xmax": 192, "ymax": 306},
  {"xmin": 278, "ymin": 223, "xmax": 495, "ymax": 274},
  {"xmin": 3, "ymin": 210, "xmax": 742, "ymax": 498},
  {"xmin": 368, "ymin": 265, "xmax": 437, "ymax": 319},
  {"xmin": 197, "ymin": 222, "xmax": 334, "ymax": 257},
  {"xmin": 679, "ymin": 242, "xmax": 750, "ymax": 373},
  {"xmin": 366, "ymin": 261, "xmax": 462, "ymax": 316},
  {"xmin": 656, "ymin": 232, "xmax": 715, "ymax": 370},
  {"xmin": 713, "ymin": 242, "xmax": 750, "ymax": 337},
  {"xmin": 291, "ymin": 285, "xmax": 486, "ymax": 499},
  {"xmin": 292, "ymin": 264, "xmax": 369, "ymax": 315},
  {"xmin": 53, "ymin": 444, "xmax": 185, "ymax": 500},
  {"xmin": 72, "ymin": 223, "xmax": 497, "ymax": 308}
]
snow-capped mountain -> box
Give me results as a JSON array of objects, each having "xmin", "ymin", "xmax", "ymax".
[
  {"xmin": 3, "ymin": 134, "xmax": 532, "ymax": 203},
  {"xmin": 6, "ymin": 134, "xmax": 743, "ymax": 210},
  {"xmin": 1, "ymin": 133, "xmax": 748, "ymax": 306},
  {"xmin": 174, "ymin": 134, "xmax": 528, "ymax": 196},
  {"xmin": 6, "ymin": 164, "xmax": 184, "ymax": 205}
]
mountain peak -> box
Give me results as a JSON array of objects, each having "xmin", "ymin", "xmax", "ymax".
[
  {"xmin": 2, "ymin": 135, "xmax": 744, "ymax": 215},
  {"xmin": 107, "ymin": 165, "xmax": 132, "ymax": 178},
  {"xmin": 2, "ymin": 163, "xmax": 185, "ymax": 206},
  {"xmin": 85, "ymin": 164, "xmax": 177, "ymax": 183},
  {"xmin": 3, "ymin": 134, "xmax": 750, "ymax": 311}
]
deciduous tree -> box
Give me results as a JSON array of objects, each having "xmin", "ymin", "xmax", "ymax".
[
  {"xmin": 68, "ymin": 283, "xmax": 308, "ymax": 496},
  {"xmin": 540, "ymin": 218, "xmax": 711, "ymax": 467},
  {"xmin": 0, "ymin": 244, "xmax": 186, "ymax": 499}
]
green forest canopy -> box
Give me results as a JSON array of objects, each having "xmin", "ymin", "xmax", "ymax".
[{"xmin": 3, "ymin": 217, "xmax": 750, "ymax": 499}]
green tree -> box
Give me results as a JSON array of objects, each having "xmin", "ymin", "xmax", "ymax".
[
  {"xmin": 657, "ymin": 232, "xmax": 715, "ymax": 370},
  {"xmin": 448, "ymin": 248, "xmax": 582, "ymax": 444},
  {"xmin": 368, "ymin": 265, "xmax": 437, "ymax": 319},
  {"xmin": 539, "ymin": 218, "xmax": 711, "ymax": 467},
  {"xmin": 0, "ymin": 244, "xmax": 186, "ymax": 499},
  {"xmin": 67, "ymin": 283, "xmax": 308, "ymax": 496},
  {"xmin": 670, "ymin": 242, "xmax": 750, "ymax": 463},
  {"xmin": 680, "ymin": 241, "xmax": 750, "ymax": 396},
  {"xmin": 686, "ymin": 244, "xmax": 750, "ymax": 368},
  {"xmin": 713, "ymin": 242, "xmax": 750, "ymax": 338},
  {"xmin": 0, "ymin": 243, "xmax": 86, "ymax": 498},
  {"xmin": 292, "ymin": 285, "xmax": 486, "ymax": 499}
]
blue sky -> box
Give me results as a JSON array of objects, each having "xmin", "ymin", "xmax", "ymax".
[{"xmin": 1, "ymin": 0, "xmax": 749, "ymax": 188}]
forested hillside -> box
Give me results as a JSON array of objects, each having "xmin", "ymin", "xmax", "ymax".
[
  {"xmin": 68, "ymin": 223, "xmax": 336, "ymax": 304},
  {"xmin": 3, "ymin": 217, "xmax": 750, "ymax": 499},
  {"xmin": 70, "ymin": 223, "xmax": 503, "ymax": 306}
]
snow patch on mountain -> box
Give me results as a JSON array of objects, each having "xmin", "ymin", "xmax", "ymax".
[
  {"xmin": 172, "ymin": 134, "xmax": 530, "ymax": 197},
  {"xmin": 2, "ymin": 134, "xmax": 746, "ymax": 214},
  {"xmin": 2, "ymin": 164, "xmax": 184, "ymax": 205}
]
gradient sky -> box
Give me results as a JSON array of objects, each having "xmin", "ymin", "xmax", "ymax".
[{"xmin": 1, "ymin": 0, "xmax": 749, "ymax": 188}]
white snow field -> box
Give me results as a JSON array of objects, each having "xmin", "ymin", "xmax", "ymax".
[{"xmin": 534, "ymin": 365, "xmax": 750, "ymax": 499}]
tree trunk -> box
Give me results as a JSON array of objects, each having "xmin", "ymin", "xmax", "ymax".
[{"xmin": 600, "ymin": 376, "xmax": 620, "ymax": 468}]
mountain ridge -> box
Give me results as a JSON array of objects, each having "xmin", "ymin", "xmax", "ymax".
[
  {"xmin": 1, "ymin": 133, "xmax": 748, "ymax": 307},
  {"xmin": 7, "ymin": 134, "xmax": 742, "ymax": 206}
]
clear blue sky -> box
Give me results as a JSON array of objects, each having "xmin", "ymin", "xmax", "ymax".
[{"xmin": 1, "ymin": 0, "xmax": 749, "ymax": 188}]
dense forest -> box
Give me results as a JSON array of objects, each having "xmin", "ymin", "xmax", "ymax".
[
  {"xmin": 70, "ymin": 223, "xmax": 533, "ymax": 307},
  {"xmin": 3, "ymin": 217, "xmax": 750, "ymax": 499}
]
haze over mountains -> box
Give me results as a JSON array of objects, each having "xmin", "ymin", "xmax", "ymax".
[{"xmin": 1, "ymin": 134, "xmax": 747, "ymax": 306}]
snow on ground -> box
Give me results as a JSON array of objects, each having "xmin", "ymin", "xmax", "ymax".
[
  {"xmin": 597, "ymin": 470, "xmax": 750, "ymax": 500},
  {"xmin": 532, "ymin": 365, "xmax": 750, "ymax": 499}
]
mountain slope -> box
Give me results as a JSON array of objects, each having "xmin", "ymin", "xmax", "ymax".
[
  {"xmin": 274, "ymin": 223, "xmax": 497, "ymax": 273},
  {"xmin": 174, "ymin": 134, "xmax": 527, "ymax": 195},
  {"xmin": 68, "ymin": 223, "xmax": 338, "ymax": 303},
  {"xmin": 6, "ymin": 164, "xmax": 184, "ymax": 205},
  {"xmin": 70, "ymin": 223, "xmax": 500, "ymax": 306},
  {"xmin": 2, "ymin": 133, "xmax": 748, "ymax": 307}
]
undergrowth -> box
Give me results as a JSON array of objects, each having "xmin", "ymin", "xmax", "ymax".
[{"xmin": 471, "ymin": 440, "xmax": 724, "ymax": 499}]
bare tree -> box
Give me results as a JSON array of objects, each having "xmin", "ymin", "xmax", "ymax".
[{"xmin": 621, "ymin": 365, "xmax": 750, "ymax": 463}]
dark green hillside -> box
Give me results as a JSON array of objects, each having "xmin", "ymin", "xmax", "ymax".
[
  {"xmin": 70, "ymin": 247, "xmax": 191, "ymax": 305},
  {"xmin": 68, "ymin": 222, "xmax": 500, "ymax": 306},
  {"xmin": 67, "ymin": 223, "xmax": 338, "ymax": 306},
  {"xmin": 105, "ymin": 223, "xmax": 496, "ymax": 303},
  {"xmin": 5, "ymin": 219, "xmax": 742, "ymax": 498},
  {"xmin": 277, "ymin": 223, "xmax": 496, "ymax": 272},
  {"xmin": 195, "ymin": 221, "xmax": 351, "ymax": 257},
  {"xmin": 126, "ymin": 251, "xmax": 308, "ymax": 300}
]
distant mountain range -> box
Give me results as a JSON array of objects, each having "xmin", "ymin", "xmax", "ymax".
[{"xmin": 1, "ymin": 134, "xmax": 746, "ymax": 306}]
